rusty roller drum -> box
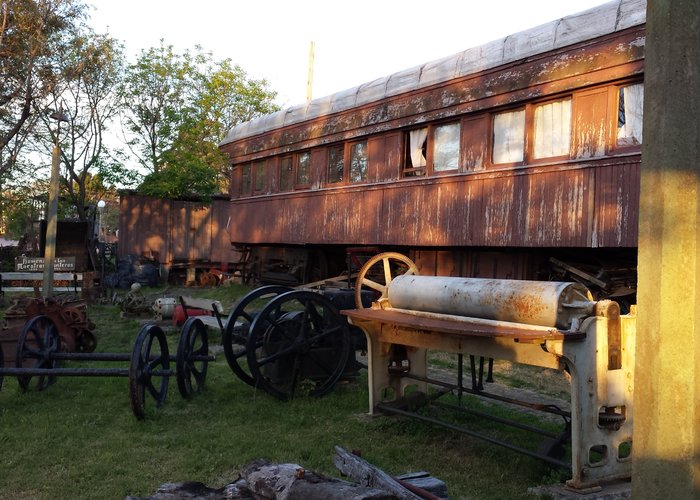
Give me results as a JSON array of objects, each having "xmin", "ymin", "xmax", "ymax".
[{"xmin": 386, "ymin": 275, "xmax": 594, "ymax": 329}]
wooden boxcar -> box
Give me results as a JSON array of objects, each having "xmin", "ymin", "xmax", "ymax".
[
  {"xmin": 219, "ymin": 0, "xmax": 644, "ymax": 300},
  {"xmin": 117, "ymin": 192, "xmax": 243, "ymax": 283}
]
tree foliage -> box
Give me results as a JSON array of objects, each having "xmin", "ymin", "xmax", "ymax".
[
  {"xmin": 120, "ymin": 43, "xmax": 279, "ymax": 199},
  {"xmin": 45, "ymin": 30, "xmax": 126, "ymax": 220},
  {"xmin": 0, "ymin": 0, "xmax": 86, "ymax": 177}
]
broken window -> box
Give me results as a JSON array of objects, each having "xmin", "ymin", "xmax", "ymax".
[
  {"xmin": 616, "ymin": 83, "xmax": 643, "ymax": 147},
  {"xmin": 253, "ymin": 160, "xmax": 266, "ymax": 192},
  {"xmin": 404, "ymin": 128, "xmax": 428, "ymax": 176},
  {"xmin": 327, "ymin": 144, "xmax": 345, "ymax": 184},
  {"xmin": 279, "ymin": 156, "xmax": 293, "ymax": 191},
  {"xmin": 240, "ymin": 164, "xmax": 251, "ymax": 195},
  {"xmin": 296, "ymin": 151, "xmax": 311, "ymax": 186},
  {"xmin": 349, "ymin": 141, "xmax": 368, "ymax": 183},
  {"xmin": 492, "ymin": 109, "xmax": 525, "ymax": 164},
  {"xmin": 533, "ymin": 98, "xmax": 572, "ymax": 159},
  {"xmin": 432, "ymin": 122, "xmax": 460, "ymax": 171}
]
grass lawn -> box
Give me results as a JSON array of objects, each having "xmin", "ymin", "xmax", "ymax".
[{"xmin": 0, "ymin": 285, "xmax": 569, "ymax": 499}]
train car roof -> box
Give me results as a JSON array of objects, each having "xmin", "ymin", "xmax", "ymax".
[{"xmin": 220, "ymin": 0, "xmax": 645, "ymax": 147}]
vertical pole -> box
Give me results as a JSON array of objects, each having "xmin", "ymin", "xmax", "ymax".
[
  {"xmin": 42, "ymin": 143, "xmax": 60, "ymax": 297},
  {"xmin": 306, "ymin": 41, "xmax": 315, "ymax": 102},
  {"xmin": 633, "ymin": 1, "xmax": 700, "ymax": 497}
]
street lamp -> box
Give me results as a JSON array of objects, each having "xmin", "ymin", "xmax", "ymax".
[{"xmin": 42, "ymin": 109, "xmax": 69, "ymax": 298}]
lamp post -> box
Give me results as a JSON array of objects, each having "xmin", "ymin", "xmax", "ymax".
[{"xmin": 42, "ymin": 109, "xmax": 69, "ymax": 298}]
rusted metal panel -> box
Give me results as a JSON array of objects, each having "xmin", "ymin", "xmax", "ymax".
[{"xmin": 592, "ymin": 161, "xmax": 640, "ymax": 247}]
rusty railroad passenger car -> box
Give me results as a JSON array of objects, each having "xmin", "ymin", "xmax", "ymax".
[{"xmin": 220, "ymin": 0, "xmax": 644, "ymax": 296}]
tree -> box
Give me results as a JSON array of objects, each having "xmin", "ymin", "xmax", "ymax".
[
  {"xmin": 0, "ymin": 0, "xmax": 87, "ymax": 177},
  {"xmin": 120, "ymin": 43, "xmax": 279, "ymax": 198},
  {"xmin": 42, "ymin": 30, "xmax": 128, "ymax": 220}
]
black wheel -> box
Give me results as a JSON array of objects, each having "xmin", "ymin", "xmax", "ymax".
[
  {"xmin": 15, "ymin": 315, "xmax": 61, "ymax": 391},
  {"xmin": 222, "ymin": 285, "xmax": 292, "ymax": 386},
  {"xmin": 354, "ymin": 252, "xmax": 419, "ymax": 308},
  {"xmin": 129, "ymin": 324, "xmax": 169, "ymax": 420},
  {"xmin": 176, "ymin": 317, "xmax": 209, "ymax": 399},
  {"xmin": 246, "ymin": 290, "xmax": 350, "ymax": 401}
]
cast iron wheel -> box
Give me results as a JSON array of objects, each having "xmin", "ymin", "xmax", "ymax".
[
  {"xmin": 15, "ymin": 315, "xmax": 62, "ymax": 391},
  {"xmin": 176, "ymin": 317, "xmax": 209, "ymax": 399},
  {"xmin": 129, "ymin": 324, "xmax": 170, "ymax": 420},
  {"xmin": 354, "ymin": 252, "xmax": 419, "ymax": 308},
  {"xmin": 246, "ymin": 290, "xmax": 350, "ymax": 401},
  {"xmin": 222, "ymin": 285, "xmax": 292, "ymax": 386}
]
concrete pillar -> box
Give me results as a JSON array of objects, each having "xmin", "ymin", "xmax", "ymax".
[{"xmin": 633, "ymin": 1, "xmax": 700, "ymax": 497}]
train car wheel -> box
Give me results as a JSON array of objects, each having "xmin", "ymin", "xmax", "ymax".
[{"xmin": 246, "ymin": 291, "xmax": 350, "ymax": 401}]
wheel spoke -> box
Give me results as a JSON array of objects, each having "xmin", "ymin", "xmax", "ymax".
[
  {"xmin": 383, "ymin": 257, "xmax": 393, "ymax": 285},
  {"xmin": 360, "ymin": 277, "xmax": 386, "ymax": 294},
  {"xmin": 257, "ymin": 342, "xmax": 297, "ymax": 367}
]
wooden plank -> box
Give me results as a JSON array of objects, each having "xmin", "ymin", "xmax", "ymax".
[
  {"xmin": 1, "ymin": 272, "xmax": 82, "ymax": 281},
  {"xmin": 333, "ymin": 446, "xmax": 422, "ymax": 500},
  {"xmin": 342, "ymin": 308, "xmax": 583, "ymax": 342}
]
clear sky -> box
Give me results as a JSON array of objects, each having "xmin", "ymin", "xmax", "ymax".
[{"xmin": 87, "ymin": 0, "xmax": 611, "ymax": 108}]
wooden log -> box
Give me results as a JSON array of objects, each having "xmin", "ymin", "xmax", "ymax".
[
  {"xmin": 241, "ymin": 460, "xmax": 395, "ymax": 500},
  {"xmin": 333, "ymin": 446, "xmax": 423, "ymax": 500}
]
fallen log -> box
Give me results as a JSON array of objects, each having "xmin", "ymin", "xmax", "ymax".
[{"xmin": 333, "ymin": 446, "xmax": 423, "ymax": 500}]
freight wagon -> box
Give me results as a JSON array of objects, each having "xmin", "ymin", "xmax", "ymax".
[
  {"xmin": 217, "ymin": 0, "xmax": 644, "ymax": 305},
  {"xmin": 117, "ymin": 192, "xmax": 245, "ymax": 285}
]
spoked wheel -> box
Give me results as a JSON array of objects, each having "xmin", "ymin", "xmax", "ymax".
[
  {"xmin": 176, "ymin": 317, "xmax": 209, "ymax": 399},
  {"xmin": 246, "ymin": 290, "xmax": 350, "ymax": 401},
  {"xmin": 222, "ymin": 285, "xmax": 292, "ymax": 386},
  {"xmin": 16, "ymin": 315, "xmax": 62, "ymax": 391},
  {"xmin": 129, "ymin": 324, "xmax": 170, "ymax": 420},
  {"xmin": 354, "ymin": 252, "xmax": 419, "ymax": 308}
]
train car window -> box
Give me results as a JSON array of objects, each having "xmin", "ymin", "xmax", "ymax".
[
  {"xmin": 616, "ymin": 83, "xmax": 644, "ymax": 147},
  {"xmin": 327, "ymin": 144, "xmax": 345, "ymax": 184},
  {"xmin": 432, "ymin": 122, "xmax": 460, "ymax": 171},
  {"xmin": 279, "ymin": 156, "xmax": 293, "ymax": 191},
  {"xmin": 533, "ymin": 98, "xmax": 572, "ymax": 159},
  {"xmin": 349, "ymin": 141, "xmax": 368, "ymax": 183},
  {"xmin": 295, "ymin": 151, "xmax": 311, "ymax": 186},
  {"xmin": 404, "ymin": 127, "xmax": 427, "ymax": 176},
  {"xmin": 492, "ymin": 109, "xmax": 525, "ymax": 164},
  {"xmin": 253, "ymin": 160, "xmax": 266, "ymax": 192},
  {"xmin": 240, "ymin": 164, "xmax": 252, "ymax": 196}
]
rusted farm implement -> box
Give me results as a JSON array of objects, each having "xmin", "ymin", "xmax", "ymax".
[{"xmin": 0, "ymin": 314, "xmax": 214, "ymax": 419}]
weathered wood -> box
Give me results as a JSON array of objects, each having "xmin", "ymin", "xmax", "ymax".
[
  {"xmin": 243, "ymin": 460, "xmax": 396, "ymax": 500},
  {"xmin": 333, "ymin": 446, "xmax": 422, "ymax": 500},
  {"xmin": 395, "ymin": 472, "xmax": 448, "ymax": 500}
]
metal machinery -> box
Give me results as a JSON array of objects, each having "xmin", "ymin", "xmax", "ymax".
[
  {"xmin": 344, "ymin": 253, "xmax": 636, "ymax": 491},
  {"xmin": 0, "ymin": 315, "xmax": 214, "ymax": 419},
  {"xmin": 221, "ymin": 284, "xmax": 371, "ymax": 401}
]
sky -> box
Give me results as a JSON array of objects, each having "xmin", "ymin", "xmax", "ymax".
[{"xmin": 87, "ymin": 0, "xmax": 612, "ymax": 108}]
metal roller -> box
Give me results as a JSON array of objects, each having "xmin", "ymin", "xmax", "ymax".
[{"xmin": 386, "ymin": 275, "xmax": 594, "ymax": 329}]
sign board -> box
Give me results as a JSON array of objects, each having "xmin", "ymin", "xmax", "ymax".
[{"xmin": 15, "ymin": 256, "xmax": 76, "ymax": 272}]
